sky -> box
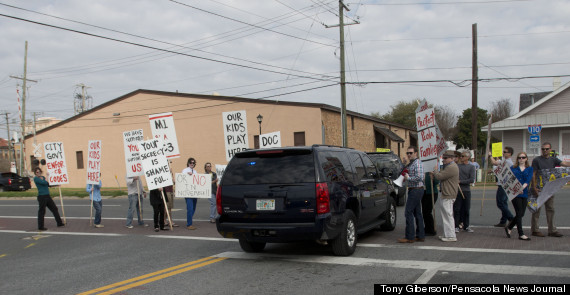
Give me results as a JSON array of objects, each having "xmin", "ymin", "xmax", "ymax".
[{"xmin": 1, "ymin": 0, "xmax": 569, "ymax": 137}]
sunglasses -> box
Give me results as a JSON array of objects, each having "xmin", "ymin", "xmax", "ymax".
[
  {"xmin": 541, "ymin": 148, "xmax": 550, "ymax": 151},
  {"xmin": 503, "ymin": 151, "xmax": 509, "ymax": 153},
  {"xmin": 190, "ymin": 162, "xmax": 196, "ymax": 165},
  {"xmin": 518, "ymin": 156, "xmax": 527, "ymax": 159},
  {"xmin": 442, "ymin": 156, "xmax": 450, "ymax": 159},
  {"xmin": 406, "ymin": 152, "xmax": 414, "ymax": 155}
]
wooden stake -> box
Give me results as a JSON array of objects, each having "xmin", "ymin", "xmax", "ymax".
[
  {"xmin": 90, "ymin": 190, "xmax": 94, "ymax": 226},
  {"xmin": 161, "ymin": 190, "xmax": 173, "ymax": 231},
  {"xmin": 431, "ymin": 177, "xmax": 437, "ymax": 229},
  {"xmin": 58, "ymin": 187, "xmax": 66, "ymax": 224}
]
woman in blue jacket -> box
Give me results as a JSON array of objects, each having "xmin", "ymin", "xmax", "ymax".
[{"xmin": 505, "ymin": 152, "xmax": 533, "ymax": 241}]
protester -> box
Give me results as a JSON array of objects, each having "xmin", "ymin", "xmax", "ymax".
[
  {"xmin": 86, "ymin": 178, "xmax": 104, "ymax": 228},
  {"xmin": 431, "ymin": 150, "xmax": 459, "ymax": 242},
  {"xmin": 125, "ymin": 176, "xmax": 147, "ymax": 228},
  {"xmin": 182, "ymin": 157, "xmax": 198, "ymax": 230},
  {"xmin": 204, "ymin": 162, "xmax": 218, "ymax": 223},
  {"xmin": 398, "ymin": 146, "xmax": 425, "ymax": 243},
  {"xmin": 469, "ymin": 156, "xmax": 479, "ymax": 186},
  {"xmin": 530, "ymin": 142, "xmax": 570, "ymax": 237},
  {"xmin": 149, "ymin": 188, "xmax": 167, "ymax": 232},
  {"xmin": 422, "ymin": 172, "xmax": 439, "ymax": 236},
  {"xmin": 488, "ymin": 147, "xmax": 515, "ymax": 227},
  {"xmin": 454, "ymin": 151, "xmax": 476, "ymax": 233},
  {"xmin": 33, "ymin": 167, "xmax": 64, "ymax": 231},
  {"xmin": 505, "ymin": 152, "xmax": 533, "ymax": 241}
]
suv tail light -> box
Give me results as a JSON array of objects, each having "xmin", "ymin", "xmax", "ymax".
[
  {"xmin": 316, "ymin": 182, "xmax": 330, "ymax": 214},
  {"xmin": 8, "ymin": 179, "xmax": 12, "ymax": 185},
  {"xmin": 216, "ymin": 186, "xmax": 222, "ymax": 215}
]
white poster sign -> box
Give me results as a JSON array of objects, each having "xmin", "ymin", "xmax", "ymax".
[
  {"xmin": 435, "ymin": 124, "xmax": 448, "ymax": 157},
  {"xmin": 86, "ymin": 140, "xmax": 102, "ymax": 184},
  {"xmin": 493, "ymin": 161, "xmax": 523, "ymax": 201},
  {"xmin": 149, "ymin": 112, "xmax": 180, "ymax": 159},
  {"xmin": 419, "ymin": 127, "xmax": 438, "ymax": 172},
  {"xmin": 175, "ymin": 173, "xmax": 212, "ymax": 199},
  {"xmin": 529, "ymin": 176, "xmax": 570, "ymax": 213},
  {"xmin": 123, "ymin": 129, "xmax": 144, "ymax": 177},
  {"xmin": 260, "ymin": 131, "xmax": 281, "ymax": 149},
  {"xmin": 138, "ymin": 139, "xmax": 173, "ymax": 190},
  {"xmin": 416, "ymin": 108, "xmax": 436, "ymax": 131},
  {"xmin": 215, "ymin": 164, "xmax": 227, "ymax": 181},
  {"xmin": 222, "ymin": 110, "xmax": 249, "ymax": 162},
  {"xmin": 44, "ymin": 142, "xmax": 69, "ymax": 185},
  {"xmin": 415, "ymin": 99, "xmax": 429, "ymax": 113}
]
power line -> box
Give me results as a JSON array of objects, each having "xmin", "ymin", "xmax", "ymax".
[
  {"xmin": 349, "ymin": 74, "xmax": 570, "ymax": 87},
  {"xmin": 356, "ymin": 0, "xmax": 534, "ymax": 6}
]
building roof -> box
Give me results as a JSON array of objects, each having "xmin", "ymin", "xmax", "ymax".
[
  {"xmin": 28, "ymin": 89, "xmax": 415, "ymax": 138},
  {"xmin": 510, "ymin": 81, "xmax": 570, "ymax": 119},
  {"xmin": 373, "ymin": 125, "xmax": 405, "ymax": 142}
]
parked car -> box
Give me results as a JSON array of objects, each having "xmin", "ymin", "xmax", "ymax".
[
  {"xmin": 216, "ymin": 145, "xmax": 396, "ymax": 256},
  {"xmin": 0, "ymin": 172, "xmax": 32, "ymax": 192},
  {"xmin": 367, "ymin": 151, "xmax": 407, "ymax": 206}
]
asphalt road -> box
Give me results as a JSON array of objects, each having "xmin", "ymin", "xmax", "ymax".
[{"xmin": 1, "ymin": 188, "xmax": 569, "ymax": 294}]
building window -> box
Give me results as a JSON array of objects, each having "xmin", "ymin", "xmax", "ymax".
[
  {"xmin": 294, "ymin": 132, "xmax": 305, "ymax": 146},
  {"xmin": 254, "ymin": 135, "xmax": 259, "ymax": 149},
  {"xmin": 76, "ymin": 151, "xmax": 84, "ymax": 169}
]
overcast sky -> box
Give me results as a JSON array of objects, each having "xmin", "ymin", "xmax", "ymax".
[{"xmin": 1, "ymin": 0, "xmax": 569, "ymax": 136}]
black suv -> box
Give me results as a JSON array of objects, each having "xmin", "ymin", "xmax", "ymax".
[
  {"xmin": 367, "ymin": 151, "xmax": 407, "ymax": 206},
  {"xmin": 0, "ymin": 172, "xmax": 31, "ymax": 192},
  {"xmin": 216, "ymin": 145, "xmax": 396, "ymax": 256}
]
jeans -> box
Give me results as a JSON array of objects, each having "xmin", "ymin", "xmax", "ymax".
[
  {"xmin": 185, "ymin": 198, "xmax": 197, "ymax": 226},
  {"xmin": 421, "ymin": 191, "xmax": 438, "ymax": 234},
  {"xmin": 404, "ymin": 188, "xmax": 424, "ymax": 240},
  {"xmin": 531, "ymin": 195, "xmax": 557, "ymax": 234},
  {"xmin": 507, "ymin": 197, "xmax": 526, "ymax": 237},
  {"xmin": 454, "ymin": 189, "xmax": 471, "ymax": 228},
  {"xmin": 152, "ymin": 202, "xmax": 165, "ymax": 229},
  {"xmin": 126, "ymin": 194, "xmax": 144, "ymax": 226},
  {"xmin": 37, "ymin": 195, "xmax": 63, "ymax": 229},
  {"xmin": 209, "ymin": 193, "xmax": 217, "ymax": 219},
  {"xmin": 93, "ymin": 200, "xmax": 102, "ymax": 225},
  {"xmin": 496, "ymin": 185, "xmax": 513, "ymax": 224},
  {"xmin": 439, "ymin": 198, "xmax": 456, "ymax": 238}
]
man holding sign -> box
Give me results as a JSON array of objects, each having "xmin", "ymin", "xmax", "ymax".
[
  {"xmin": 530, "ymin": 142, "xmax": 570, "ymax": 238},
  {"xmin": 488, "ymin": 146, "xmax": 514, "ymax": 227}
]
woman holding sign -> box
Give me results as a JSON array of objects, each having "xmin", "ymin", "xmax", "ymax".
[
  {"xmin": 204, "ymin": 162, "xmax": 218, "ymax": 223},
  {"xmin": 504, "ymin": 152, "xmax": 533, "ymax": 241},
  {"xmin": 182, "ymin": 157, "xmax": 198, "ymax": 230},
  {"xmin": 33, "ymin": 167, "xmax": 65, "ymax": 231}
]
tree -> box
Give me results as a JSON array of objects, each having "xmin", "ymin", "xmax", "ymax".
[
  {"xmin": 372, "ymin": 100, "xmax": 421, "ymax": 128},
  {"xmin": 453, "ymin": 107, "xmax": 490, "ymax": 151},
  {"xmin": 434, "ymin": 105, "xmax": 457, "ymax": 140},
  {"xmin": 488, "ymin": 98, "xmax": 514, "ymax": 122}
]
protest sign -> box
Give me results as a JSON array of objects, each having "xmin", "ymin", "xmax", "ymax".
[
  {"xmin": 175, "ymin": 173, "xmax": 212, "ymax": 199},
  {"xmin": 416, "ymin": 108, "xmax": 436, "ymax": 131},
  {"xmin": 223, "ymin": 110, "xmax": 249, "ymax": 162},
  {"xmin": 435, "ymin": 124, "xmax": 448, "ymax": 157},
  {"xmin": 260, "ymin": 131, "xmax": 281, "ymax": 149},
  {"xmin": 528, "ymin": 167, "xmax": 570, "ymax": 213},
  {"xmin": 215, "ymin": 164, "xmax": 227, "ymax": 181},
  {"xmin": 492, "ymin": 142, "xmax": 503, "ymax": 158},
  {"xmin": 138, "ymin": 139, "xmax": 173, "ymax": 190},
  {"xmin": 149, "ymin": 112, "xmax": 180, "ymax": 159},
  {"xmin": 123, "ymin": 129, "xmax": 144, "ymax": 177},
  {"xmin": 418, "ymin": 127, "xmax": 438, "ymax": 171},
  {"xmin": 493, "ymin": 161, "xmax": 523, "ymax": 201},
  {"xmin": 44, "ymin": 142, "xmax": 69, "ymax": 185},
  {"xmin": 415, "ymin": 99, "xmax": 429, "ymax": 113},
  {"xmin": 86, "ymin": 140, "xmax": 102, "ymax": 184}
]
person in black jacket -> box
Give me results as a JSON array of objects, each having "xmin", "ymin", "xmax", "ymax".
[{"xmin": 149, "ymin": 188, "xmax": 168, "ymax": 232}]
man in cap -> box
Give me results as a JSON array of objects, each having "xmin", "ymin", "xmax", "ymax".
[{"xmin": 431, "ymin": 150, "xmax": 459, "ymax": 242}]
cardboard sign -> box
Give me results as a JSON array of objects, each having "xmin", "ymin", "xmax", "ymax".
[
  {"xmin": 138, "ymin": 139, "xmax": 173, "ymax": 190},
  {"xmin": 415, "ymin": 99, "xmax": 429, "ymax": 113},
  {"xmin": 223, "ymin": 110, "xmax": 249, "ymax": 162},
  {"xmin": 435, "ymin": 124, "xmax": 448, "ymax": 157},
  {"xmin": 419, "ymin": 127, "xmax": 438, "ymax": 172},
  {"xmin": 416, "ymin": 108, "xmax": 436, "ymax": 131},
  {"xmin": 215, "ymin": 164, "xmax": 227, "ymax": 181},
  {"xmin": 149, "ymin": 112, "xmax": 180, "ymax": 159},
  {"xmin": 44, "ymin": 142, "xmax": 69, "ymax": 185},
  {"xmin": 493, "ymin": 161, "xmax": 523, "ymax": 201},
  {"xmin": 86, "ymin": 140, "xmax": 102, "ymax": 184},
  {"xmin": 174, "ymin": 173, "xmax": 212, "ymax": 198},
  {"xmin": 260, "ymin": 131, "xmax": 281, "ymax": 149},
  {"xmin": 123, "ymin": 129, "xmax": 144, "ymax": 177},
  {"xmin": 492, "ymin": 142, "xmax": 503, "ymax": 158}
]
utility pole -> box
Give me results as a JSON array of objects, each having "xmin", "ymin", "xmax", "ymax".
[
  {"xmin": 77, "ymin": 83, "xmax": 90, "ymax": 112},
  {"xmin": 471, "ymin": 24, "xmax": 478, "ymax": 156},
  {"xmin": 2, "ymin": 112, "xmax": 13, "ymax": 172},
  {"xmin": 10, "ymin": 41, "xmax": 36, "ymax": 176},
  {"xmin": 326, "ymin": 1, "xmax": 358, "ymax": 147},
  {"xmin": 32, "ymin": 112, "xmax": 43, "ymax": 145}
]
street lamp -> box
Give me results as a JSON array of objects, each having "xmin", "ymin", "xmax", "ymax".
[{"xmin": 257, "ymin": 114, "xmax": 263, "ymax": 135}]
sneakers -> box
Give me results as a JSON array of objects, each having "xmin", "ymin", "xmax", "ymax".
[
  {"xmin": 494, "ymin": 223, "xmax": 506, "ymax": 227},
  {"xmin": 125, "ymin": 225, "xmax": 134, "ymax": 229},
  {"xmin": 57, "ymin": 223, "xmax": 65, "ymax": 227},
  {"xmin": 172, "ymin": 223, "xmax": 179, "ymax": 227},
  {"xmin": 397, "ymin": 238, "xmax": 414, "ymax": 243},
  {"xmin": 154, "ymin": 227, "xmax": 159, "ymax": 232},
  {"xmin": 464, "ymin": 227, "xmax": 474, "ymax": 233},
  {"xmin": 532, "ymin": 231, "xmax": 545, "ymax": 237},
  {"xmin": 438, "ymin": 236, "xmax": 457, "ymax": 242},
  {"xmin": 519, "ymin": 235, "xmax": 531, "ymax": 241},
  {"xmin": 548, "ymin": 232, "xmax": 563, "ymax": 237},
  {"xmin": 455, "ymin": 227, "xmax": 460, "ymax": 233},
  {"xmin": 210, "ymin": 218, "xmax": 216, "ymax": 223},
  {"xmin": 94, "ymin": 224, "xmax": 104, "ymax": 228},
  {"xmin": 187, "ymin": 225, "xmax": 197, "ymax": 230}
]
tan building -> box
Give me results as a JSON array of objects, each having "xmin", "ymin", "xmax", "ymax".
[{"xmin": 24, "ymin": 90, "xmax": 415, "ymax": 188}]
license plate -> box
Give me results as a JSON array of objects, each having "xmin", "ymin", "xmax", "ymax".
[{"xmin": 256, "ymin": 199, "xmax": 275, "ymax": 211}]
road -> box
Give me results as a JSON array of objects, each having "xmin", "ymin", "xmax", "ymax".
[{"xmin": 1, "ymin": 188, "xmax": 569, "ymax": 294}]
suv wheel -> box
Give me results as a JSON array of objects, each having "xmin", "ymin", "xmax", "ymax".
[
  {"xmin": 331, "ymin": 209, "xmax": 357, "ymax": 256},
  {"xmin": 380, "ymin": 197, "xmax": 396, "ymax": 231},
  {"xmin": 239, "ymin": 239, "xmax": 266, "ymax": 253}
]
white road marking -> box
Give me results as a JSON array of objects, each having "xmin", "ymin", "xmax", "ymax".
[
  {"xmin": 213, "ymin": 251, "xmax": 570, "ymax": 282},
  {"xmin": 0, "ymin": 216, "xmax": 208, "ymax": 222},
  {"xmin": 0, "ymin": 230, "xmax": 124, "ymax": 236},
  {"xmin": 0, "ymin": 205, "xmax": 121, "ymax": 207},
  {"xmin": 358, "ymin": 243, "xmax": 570, "ymax": 256},
  {"xmin": 148, "ymin": 235, "xmax": 236, "ymax": 242}
]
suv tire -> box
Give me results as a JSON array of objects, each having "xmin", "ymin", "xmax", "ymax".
[
  {"xmin": 331, "ymin": 209, "xmax": 357, "ymax": 256},
  {"xmin": 380, "ymin": 197, "xmax": 396, "ymax": 231},
  {"xmin": 239, "ymin": 239, "xmax": 266, "ymax": 253}
]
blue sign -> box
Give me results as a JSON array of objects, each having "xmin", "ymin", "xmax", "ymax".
[
  {"xmin": 528, "ymin": 124, "xmax": 542, "ymax": 134},
  {"xmin": 530, "ymin": 135, "xmax": 540, "ymax": 142}
]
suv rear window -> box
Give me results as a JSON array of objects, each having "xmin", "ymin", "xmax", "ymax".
[{"xmin": 222, "ymin": 150, "xmax": 316, "ymax": 185}]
